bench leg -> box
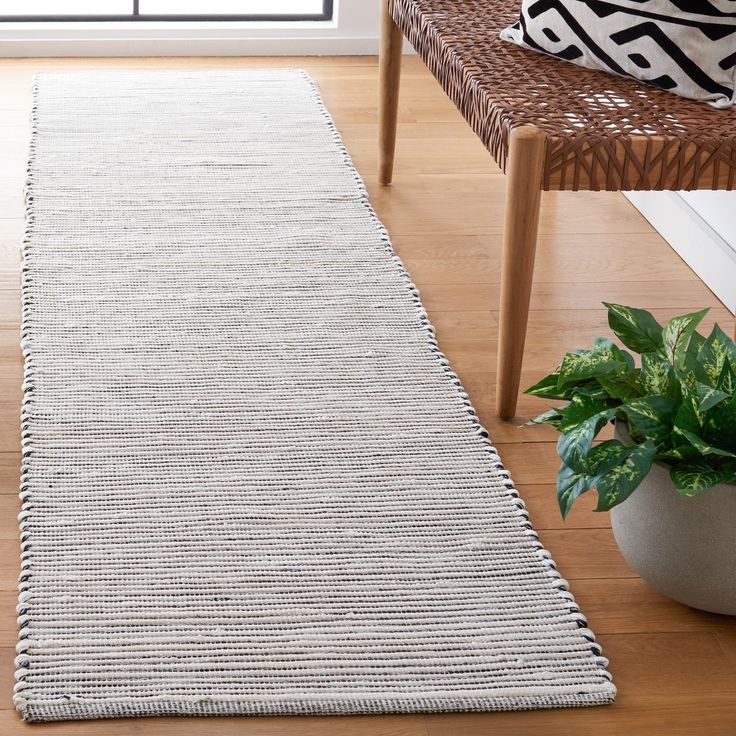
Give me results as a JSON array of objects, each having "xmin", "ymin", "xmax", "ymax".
[
  {"xmin": 496, "ymin": 125, "xmax": 546, "ymax": 420},
  {"xmin": 378, "ymin": 0, "xmax": 403, "ymax": 185}
]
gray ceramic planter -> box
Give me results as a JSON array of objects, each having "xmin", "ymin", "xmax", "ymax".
[{"xmin": 610, "ymin": 422, "xmax": 736, "ymax": 615}]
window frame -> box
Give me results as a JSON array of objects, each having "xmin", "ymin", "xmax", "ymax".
[{"xmin": 0, "ymin": 0, "xmax": 333, "ymax": 23}]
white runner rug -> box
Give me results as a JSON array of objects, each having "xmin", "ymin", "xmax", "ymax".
[{"xmin": 17, "ymin": 70, "xmax": 615, "ymax": 722}]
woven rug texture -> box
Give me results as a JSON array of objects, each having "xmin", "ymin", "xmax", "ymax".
[{"xmin": 16, "ymin": 70, "xmax": 616, "ymax": 722}]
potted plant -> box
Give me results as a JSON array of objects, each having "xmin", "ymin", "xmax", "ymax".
[{"xmin": 526, "ymin": 303, "xmax": 736, "ymax": 615}]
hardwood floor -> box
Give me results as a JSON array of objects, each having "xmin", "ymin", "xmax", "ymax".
[{"xmin": 0, "ymin": 55, "xmax": 734, "ymax": 735}]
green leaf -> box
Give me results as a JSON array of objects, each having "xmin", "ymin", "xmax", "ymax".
[
  {"xmin": 695, "ymin": 382, "xmax": 730, "ymax": 412},
  {"xmin": 525, "ymin": 371, "xmax": 570, "ymax": 400},
  {"xmin": 716, "ymin": 359, "xmax": 736, "ymax": 395},
  {"xmin": 557, "ymin": 463, "xmax": 597, "ymax": 519},
  {"xmin": 674, "ymin": 390, "xmax": 704, "ymax": 436},
  {"xmin": 596, "ymin": 370, "xmax": 642, "ymax": 400},
  {"xmin": 640, "ymin": 352, "xmax": 679, "ymax": 399},
  {"xmin": 684, "ymin": 329, "xmax": 706, "ymax": 372},
  {"xmin": 661, "ymin": 308, "xmax": 709, "ymax": 369},
  {"xmin": 621, "ymin": 396, "xmax": 678, "ymax": 445},
  {"xmin": 703, "ymin": 396, "xmax": 736, "ymax": 453},
  {"xmin": 678, "ymin": 369, "xmax": 700, "ymax": 394},
  {"xmin": 575, "ymin": 383, "xmax": 610, "ymax": 401},
  {"xmin": 657, "ymin": 445, "xmax": 701, "ymax": 463},
  {"xmin": 675, "ymin": 427, "xmax": 736, "ymax": 458},
  {"xmin": 670, "ymin": 464, "xmax": 736, "ymax": 497},
  {"xmin": 595, "ymin": 440, "xmax": 657, "ymax": 511},
  {"xmin": 557, "ymin": 349, "xmax": 627, "ymax": 389},
  {"xmin": 614, "ymin": 346, "xmax": 636, "ymax": 373},
  {"xmin": 556, "ymin": 393, "xmax": 609, "ymax": 433},
  {"xmin": 697, "ymin": 324, "xmax": 736, "ymax": 386},
  {"xmin": 594, "ymin": 337, "xmax": 636, "ymax": 371},
  {"xmin": 603, "ymin": 302, "xmax": 663, "ymax": 354},
  {"xmin": 527, "ymin": 408, "xmax": 564, "ymax": 427},
  {"xmin": 556, "ymin": 410, "xmax": 614, "ymax": 472},
  {"xmin": 587, "ymin": 439, "xmax": 632, "ymax": 475}
]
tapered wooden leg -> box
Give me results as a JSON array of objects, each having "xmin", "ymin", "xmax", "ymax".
[
  {"xmin": 496, "ymin": 125, "xmax": 546, "ymax": 420},
  {"xmin": 378, "ymin": 0, "xmax": 403, "ymax": 185}
]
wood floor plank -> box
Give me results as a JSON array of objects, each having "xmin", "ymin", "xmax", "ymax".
[
  {"xmin": 397, "ymin": 233, "xmax": 698, "ymax": 286},
  {"xmin": 493, "ymin": 441, "xmax": 617, "ymax": 485},
  {"xmin": 0, "ymin": 294, "xmax": 20, "ymax": 327},
  {"xmin": 0, "ymin": 221, "xmax": 24, "ymax": 242},
  {"xmin": 0, "ymin": 541, "xmax": 20, "ymax": 589},
  {"xmin": 0, "ymin": 268, "xmax": 20, "ymax": 292},
  {"xmin": 423, "ymin": 310, "xmax": 496, "ymax": 341},
  {"xmin": 424, "ymin": 634, "xmax": 736, "ymax": 736},
  {"xmin": 714, "ymin": 628, "xmax": 736, "ymax": 670},
  {"xmin": 573, "ymin": 579, "xmax": 736, "ymax": 636},
  {"xmin": 517, "ymin": 484, "xmax": 608, "ymax": 530},
  {"xmin": 0, "ymin": 111, "xmax": 32, "ymax": 128},
  {"xmin": 0, "ymin": 454, "xmax": 21, "ymax": 495},
  {"xmin": 0, "ymin": 408, "xmax": 21, "ymax": 454},
  {"xmin": 538, "ymin": 528, "xmax": 633, "ymax": 580},
  {"xmin": 0, "ymin": 184, "xmax": 24, "ymax": 213},
  {"xmin": 425, "ymin": 694, "xmax": 736, "ymax": 736},
  {"xmin": 0, "ymin": 591, "xmax": 19, "ymax": 647},
  {"xmin": 367, "ymin": 179, "xmax": 654, "ymax": 237},
  {"xmin": 0, "ymin": 495, "xmax": 20, "ymax": 536},
  {"xmin": 419, "ymin": 280, "xmax": 724, "ymax": 313}
]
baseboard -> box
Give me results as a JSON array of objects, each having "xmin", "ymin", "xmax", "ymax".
[
  {"xmin": 624, "ymin": 191, "xmax": 736, "ymax": 315},
  {"xmin": 0, "ymin": 35, "xmax": 383, "ymax": 56}
]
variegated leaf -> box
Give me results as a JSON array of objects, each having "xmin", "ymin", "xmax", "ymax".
[
  {"xmin": 695, "ymin": 382, "xmax": 730, "ymax": 412},
  {"xmin": 594, "ymin": 337, "xmax": 635, "ymax": 371},
  {"xmin": 674, "ymin": 390, "xmax": 704, "ymax": 435},
  {"xmin": 575, "ymin": 384, "xmax": 609, "ymax": 400},
  {"xmin": 595, "ymin": 440, "xmax": 657, "ymax": 511},
  {"xmin": 556, "ymin": 410, "xmax": 614, "ymax": 472},
  {"xmin": 662, "ymin": 308, "xmax": 709, "ymax": 370},
  {"xmin": 524, "ymin": 371, "xmax": 569, "ymax": 400},
  {"xmin": 557, "ymin": 348, "xmax": 627, "ymax": 389},
  {"xmin": 656, "ymin": 445, "xmax": 700, "ymax": 463},
  {"xmin": 675, "ymin": 427, "xmax": 736, "ymax": 458},
  {"xmin": 621, "ymin": 396, "xmax": 677, "ymax": 445},
  {"xmin": 716, "ymin": 358, "xmax": 736, "ymax": 394},
  {"xmin": 683, "ymin": 330, "xmax": 706, "ymax": 379},
  {"xmin": 697, "ymin": 323, "xmax": 736, "ymax": 386},
  {"xmin": 670, "ymin": 464, "xmax": 736, "ymax": 497},
  {"xmin": 557, "ymin": 393, "xmax": 609, "ymax": 433},
  {"xmin": 603, "ymin": 302, "xmax": 663, "ymax": 354},
  {"xmin": 587, "ymin": 439, "xmax": 631, "ymax": 475},
  {"xmin": 596, "ymin": 370, "xmax": 642, "ymax": 400},
  {"xmin": 640, "ymin": 352, "xmax": 679, "ymax": 399},
  {"xmin": 703, "ymin": 395, "xmax": 736, "ymax": 453},
  {"xmin": 557, "ymin": 463, "xmax": 597, "ymax": 519},
  {"xmin": 527, "ymin": 407, "xmax": 564, "ymax": 427}
]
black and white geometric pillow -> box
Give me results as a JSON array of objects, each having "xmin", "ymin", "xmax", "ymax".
[{"xmin": 501, "ymin": 1, "xmax": 736, "ymax": 108}]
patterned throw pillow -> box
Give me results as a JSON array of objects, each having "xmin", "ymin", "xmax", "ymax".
[{"xmin": 501, "ymin": 1, "xmax": 736, "ymax": 108}]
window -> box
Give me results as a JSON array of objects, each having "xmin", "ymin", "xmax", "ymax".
[{"xmin": 0, "ymin": 1, "xmax": 333, "ymax": 22}]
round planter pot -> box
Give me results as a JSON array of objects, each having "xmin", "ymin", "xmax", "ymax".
[{"xmin": 610, "ymin": 423, "xmax": 736, "ymax": 616}]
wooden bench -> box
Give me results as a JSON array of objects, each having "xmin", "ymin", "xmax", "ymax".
[{"xmin": 378, "ymin": 0, "xmax": 736, "ymax": 419}]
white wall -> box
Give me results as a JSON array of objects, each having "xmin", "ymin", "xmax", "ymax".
[
  {"xmin": 678, "ymin": 192, "xmax": 736, "ymax": 253},
  {"xmin": 0, "ymin": 0, "xmax": 383, "ymax": 56},
  {"xmin": 625, "ymin": 191, "xmax": 736, "ymax": 315}
]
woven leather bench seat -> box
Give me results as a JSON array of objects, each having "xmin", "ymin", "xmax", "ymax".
[{"xmin": 389, "ymin": 0, "xmax": 736, "ymax": 191}]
